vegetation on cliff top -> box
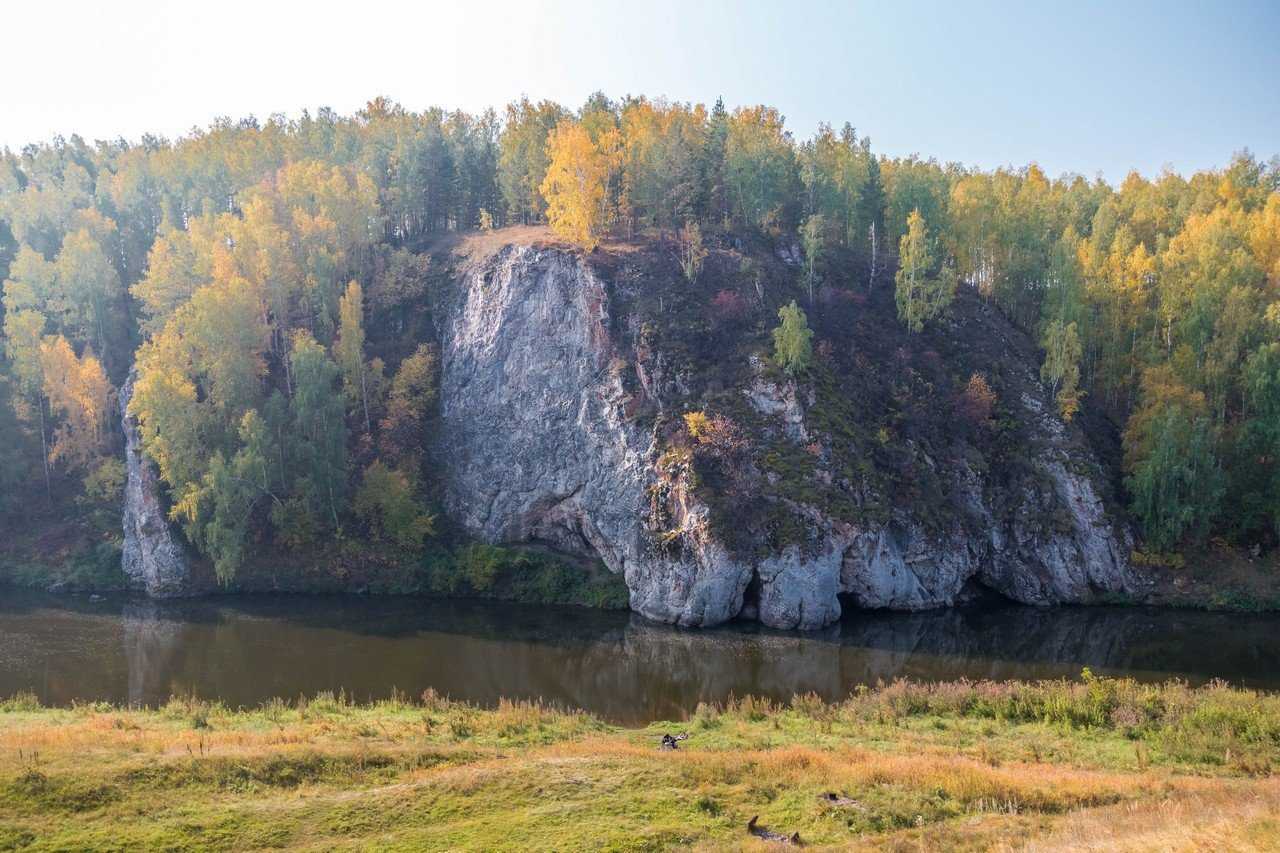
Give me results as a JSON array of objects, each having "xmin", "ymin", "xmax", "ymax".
[
  {"xmin": 2, "ymin": 675, "xmax": 1278, "ymax": 850},
  {"xmin": 0, "ymin": 92, "xmax": 1277, "ymax": 590}
]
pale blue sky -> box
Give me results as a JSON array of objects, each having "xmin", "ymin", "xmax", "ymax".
[{"xmin": 5, "ymin": 0, "xmax": 1277, "ymax": 182}]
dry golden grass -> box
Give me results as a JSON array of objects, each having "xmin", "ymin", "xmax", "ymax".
[
  {"xmin": 428, "ymin": 223, "xmax": 683, "ymax": 266},
  {"xmin": 432, "ymin": 223, "xmax": 558, "ymax": 262},
  {"xmin": 2, "ymin": 679, "xmax": 1278, "ymax": 850},
  {"xmin": 1021, "ymin": 781, "xmax": 1280, "ymax": 852}
]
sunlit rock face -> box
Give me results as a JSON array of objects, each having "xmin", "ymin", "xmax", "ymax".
[
  {"xmin": 437, "ymin": 246, "xmax": 750, "ymax": 627},
  {"xmin": 437, "ymin": 245, "xmax": 1134, "ymax": 630},
  {"xmin": 120, "ymin": 372, "xmax": 191, "ymax": 598}
]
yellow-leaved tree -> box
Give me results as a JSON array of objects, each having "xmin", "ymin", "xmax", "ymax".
[
  {"xmin": 37, "ymin": 336, "xmax": 114, "ymax": 472},
  {"xmin": 540, "ymin": 120, "xmax": 610, "ymax": 250},
  {"xmin": 1040, "ymin": 319, "xmax": 1084, "ymax": 422},
  {"xmin": 894, "ymin": 209, "xmax": 957, "ymax": 333}
]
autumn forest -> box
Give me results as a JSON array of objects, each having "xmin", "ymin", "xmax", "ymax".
[{"xmin": 1, "ymin": 93, "xmax": 1279, "ymax": 585}]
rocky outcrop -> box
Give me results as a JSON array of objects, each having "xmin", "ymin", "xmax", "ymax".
[
  {"xmin": 439, "ymin": 246, "xmax": 745, "ymax": 626},
  {"xmin": 120, "ymin": 372, "xmax": 191, "ymax": 598},
  {"xmin": 438, "ymin": 245, "xmax": 1135, "ymax": 631}
]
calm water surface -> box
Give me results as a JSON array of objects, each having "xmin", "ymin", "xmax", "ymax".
[{"xmin": 2, "ymin": 590, "xmax": 1278, "ymax": 724}]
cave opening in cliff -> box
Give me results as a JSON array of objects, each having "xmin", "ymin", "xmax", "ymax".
[
  {"xmin": 738, "ymin": 569, "xmax": 763, "ymax": 621},
  {"xmin": 833, "ymin": 575, "xmax": 1016, "ymax": 615},
  {"xmin": 955, "ymin": 575, "xmax": 1018, "ymax": 608}
]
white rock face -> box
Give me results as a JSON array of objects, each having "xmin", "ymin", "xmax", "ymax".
[
  {"xmin": 437, "ymin": 245, "xmax": 1136, "ymax": 629},
  {"xmin": 744, "ymin": 362, "xmax": 809, "ymax": 443},
  {"xmin": 120, "ymin": 372, "xmax": 191, "ymax": 598},
  {"xmin": 437, "ymin": 246, "xmax": 747, "ymax": 626}
]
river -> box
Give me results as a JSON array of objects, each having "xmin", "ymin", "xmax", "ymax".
[{"xmin": 1, "ymin": 590, "xmax": 1277, "ymax": 724}]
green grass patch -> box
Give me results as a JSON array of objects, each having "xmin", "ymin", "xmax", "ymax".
[{"xmin": 2, "ymin": 676, "xmax": 1277, "ymax": 850}]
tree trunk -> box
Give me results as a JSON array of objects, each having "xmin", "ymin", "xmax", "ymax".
[
  {"xmin": 359, "ymin": 364, "xmax": 371, "ymax": 435},
  {"xmin": 869, "ymin": 222, "xmax": 878, "ymax": 288},
  {"xmin": 38, "ymin": 397, "xmax": 51, "ymax": 504}
]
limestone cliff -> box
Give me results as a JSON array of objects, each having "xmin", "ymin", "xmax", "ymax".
[
  {"xmin": 120, "ymin": 372, "xmax": 191, "ymax": 598},
  {"xmin": 438, "ymin": 243, "xmax": 1134, "ymax": 629},
  {"xmin": 118, "ymin": 236, "xmax": 1134, "ymax": 626}
]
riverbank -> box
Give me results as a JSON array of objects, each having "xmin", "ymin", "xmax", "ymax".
[
  {"xmin": 0, "ymin": 534, "xmax": 630, "ymax": 610},
  {"xmin": 1129, "ymin": 542, "xmax": 1280, "ymax": 612},
  {"xmin": 2, "ymin": 677, "xmax": 1277, "ymax": 850},
  {"xmin": 2, "ymin": 494, "xmax": 1275, "ymax": 616},
  {"xmin": 4, "ymin": 539, "xmax": 1279, "ymax": 618}
]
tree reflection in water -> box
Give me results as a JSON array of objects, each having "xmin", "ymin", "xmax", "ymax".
[{"xmin": 1, "ymin": 590, "xmax": 1276, "ymax": 724}]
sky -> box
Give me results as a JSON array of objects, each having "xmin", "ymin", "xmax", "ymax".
[{"xmin": 4, "ymin": 0, "xmax": 1278, "ymax": 183}]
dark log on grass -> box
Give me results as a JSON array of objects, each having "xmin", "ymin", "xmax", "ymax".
[
  {"xmin": 817, "ymin": 792, "xmax": 864, "ymax": 809},
  {"xmin": 659, "ymin": 732, "xmax": 689, "ymax": 750},
  {"xmin": 747, "ymin": 815, "xmax": 801, "ymax": 846}
]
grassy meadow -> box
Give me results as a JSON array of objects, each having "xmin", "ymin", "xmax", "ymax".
[{"xmin": 1, "ymin": 675, "xmax": 1278, "ymax": 851}]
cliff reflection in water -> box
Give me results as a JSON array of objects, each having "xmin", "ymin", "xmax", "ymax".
[{"xmin": 2, "ymin": 591, "xmax": 1277, "ymax": 724}]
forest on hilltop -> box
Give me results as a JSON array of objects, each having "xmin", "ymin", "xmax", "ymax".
[{"xmin": 1, "ymin": 93, "xmax": 1278, "ymax": 588}]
